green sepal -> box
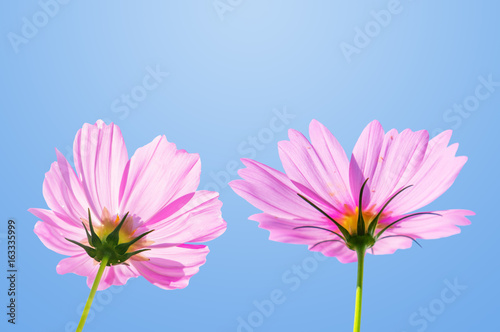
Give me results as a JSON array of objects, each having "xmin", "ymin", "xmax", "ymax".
[
  {"xmin": 65, "ymin": 238, "xmax": 97, "ymax": 258},
  {"xmin": 82, "ymin": 222, "xmax": 92, "ymax": 245},
  {"xmin": 378, "ymin": 234, "xmax": 422, "ymax": 248},
  {"xmin": 87, "ymin": 208, "xmax": 102, "ymax": 247},
  {"xmin": 119, "ymin": 248, "xmax": 151, "ymax": 262},
  {"xmin": 356, "ymin": 179, "xmax": 369, "ymax": 236},
  {"xmin": 105, "ymin": 212, "xmax": 129, "ymax": 246},
  {"xmin": 367, "ymin": 185, "xmax": 413, "ymax": 237},
  {"xmin": 375, "ymin": 212, "xmax": 441, "ymax": 240},
  {"xmin": 297, "ymin": 193, "xmax": 351, "ymax": 241},
  {"xmin": 293, "ymin": 226, "xmax": 346, "ymax": 242},
  {"xmin": 115, "ymin": 229, "xmax": 155, "ymax": 255}
]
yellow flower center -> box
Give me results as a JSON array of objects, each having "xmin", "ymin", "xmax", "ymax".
[
  {"xmin": 80, "ymin": 207, "xmax": 152, "ymax": 259},
  {"xmin": 340, "ymin": 207, "xmax": 385, "ymax": 235}
]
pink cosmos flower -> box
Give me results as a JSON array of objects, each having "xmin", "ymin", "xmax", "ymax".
[
  {"xmin": 30, "ymin": 120, "xmax": 226, "ymax": 290},
  {"xmin": 229, "ymin": 120, "xmax": 473, "ymax": 262}
]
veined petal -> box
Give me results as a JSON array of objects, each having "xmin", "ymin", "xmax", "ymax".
[
  {"xmin": 58, "ymin": 254, "xmax": 140, "ymax": 290},
  {"xmin": 278, "ymin": 123, "xmax": 353, "ymax": 212},
  {"xmin": 250, "ymin": 213, "xmax": 337, "ymax": 245},
  {"xmin": 229, "ymin": 158, "xmax": 331, "ymax": 219},
  {"xmin": 369, "ymin": 233, "xmax": 413, "ymax": 255},
  {"xmin": 86, "ymin": 263, "xmax": 140, "ymax": 290},
  {"xmin": 29, "ymin": 208, "xmax": 83, "ymax": 237},
  {"xmin": 368, "ymin": 128, "xmax": 428, "ymax": 209},
  {"xmin": 42, "ymin": 151, "xmax": 89, "ymax": 226},
  {"xmin": 57, "ymin": 253, "xmax": 97, "ymax": 275},
  {"xmin": 119, "ymin": 135, "xmax": 201, "ymax": 224},
  {"xmin": 389, "ymin": 209, "xmax": 473, "ymax": 239},
  {"xmin": 309, "ymin": 120, "xmax": 353, "ymax": 205},
  {"xmin": 388, "ymin": 131, "xmax": 468, "ymax": 214},
  {"xmin": 250, "ymin": 213, "xmax": 357, "ymax": 263},
  {"xmin": 144, "ymin": 191, "xmax": 226, "ymax": 246},
  {"xmin": 73, "ymin": 120, "xmax": 128, "ymax": 217},
  {"xmin": 309, "ymin": 240, "xmax": 357, "ymax": 263},
  {"xmin": 34, "ymin": 220, "xmax": 84, "ymax": 256},
  {"xmin": 349, "ymin": 120, "xmax": 385, "ymax": 207},
  {"xmin": 132, "ymin": 244, "xmax": 209, "ymax": 290}
]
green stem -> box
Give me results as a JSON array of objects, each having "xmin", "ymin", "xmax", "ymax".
[
  {"xmin": 353, "ymin": 246, "xmax": 366, "ymax": 332},
  {"xmin": 76, "ymin": 256, "xmax": 109, "ymax": 332}
]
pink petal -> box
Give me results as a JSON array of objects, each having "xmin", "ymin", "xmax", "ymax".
[
  {"xmin": 277, "ymin": 122, "xmax": 353, "ymax": 213},
  {"xmin": 58, "ymin": 254, "xmax": 140, "ymax": 290},
  {"xmin": 145, "ymin": 191, "xmax": 226, "ymax": 246},
  {"xmin": 29, "ymin": 208, "xmax": 83, "ymax": 237},
  {"xmin": 144, "ymin": 192, "xmax": 196, "ymax": 226},
  {"xmin": 32, "ymin": 209, "xmax": 86, "ymax": 255},
  {"xmin": 229, "ymin": 159, "xmax": 328, "ymax": 219},
  {"xmin": 390, "ymin": 209, "xmax": 473, "ymax": 239},
  {"xmin": 42, "ymin": 151, "xmax": 89, "ymax": 226},
  {"xmin": 251, "ymin": 213, "xmax": 356, "ymax": 263},
  {"xmin": 367, "ymin": 128, "xmax": 429, "ymax": 209},
  {"xmin": 132, "ymin": 244, "xmax": 209, "ymax": 290},
  {"xmin": 86, "ymin": 263, "xmax": 140, "ymax": 290},
  {"xmin": 349, "ymin": 120, "xmax": 385, "ymax": 207},
  {"xmin": 250, "ymin": 213, "xmax": 334, "ymax": 245},
  {"xmin": 34, "ymin": 222, "xmax": 81, "ymax": 255},
  {"xmin": 73, "ymin": 120, "xmax": 128, "ymax": 217},
  {"xmin": 57, "ymin": 253, "xmax": 97, "ymax": 275},
  {"xmin": 309, "ymin": 119, "xmax": 353, "ymax": 205},
  {"xmin": 369, "ymin": 234, "xmax": 413, "ymax": 255},
  {"xmin": 119, "ymin": 135, "xmax": 200, "ymax": 224},
  {"xmin": 309, "ymin": 240, "xmax": 357, "ymax": 263},
  {"xmin": 368, "ymin": 209, "xmax": 473, "ymax": 255},
  {"xmin": 388, "ymin": 131, "xmax": 468, "ymax": 214}
]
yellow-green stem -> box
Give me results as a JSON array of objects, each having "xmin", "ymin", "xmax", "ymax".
[
  {"xmin": 76, "ymin": 255, "xmax": 109, "ymax": 332},
  {"xmin": 353, "ymin": 246, "xmax": 366, "ymax": 332}
]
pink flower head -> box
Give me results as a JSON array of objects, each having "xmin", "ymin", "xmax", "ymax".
[
  {"xmin": 230, "ymin": 120, "xmax": 473, "ymax": 263},
  {"xmin": 30, "ymin": 120, "xmax": 226, "ymax": 289}
]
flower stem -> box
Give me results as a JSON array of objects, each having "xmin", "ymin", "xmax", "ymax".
[
  {"xmin": 76, "ymin": 255, "xmax": 109, "ymax": 332},
  {"xmin": 353, "ymin": 246, "xmax": 366, "ymax": 332}
]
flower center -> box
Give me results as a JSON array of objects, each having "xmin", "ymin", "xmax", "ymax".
[
  {"xmin": 294, "ymin": 180, "xmax": 429, "ymax": 252},
  {"xmin": 340, "ymin": 207, "xmax": 386, "ymax": 235},
  {"xmin": 87, "ymin": 208, "xmax": 137, "ymax": 247},
  {"xmin": 65, "ymin": 208, "xmax": 154, "ymax": 266}
]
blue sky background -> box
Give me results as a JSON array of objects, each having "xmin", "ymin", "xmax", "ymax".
[{"xmin": 1, "ymin": 1, "xmax": 499, "ymax": 331}]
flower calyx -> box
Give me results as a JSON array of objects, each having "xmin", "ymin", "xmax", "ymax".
[{"xmin": 66, "ymin": 209, "xmax": 153, "ymax": 266}]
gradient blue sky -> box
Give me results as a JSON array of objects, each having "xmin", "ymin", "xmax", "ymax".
[{"xmin": 1, "ymin": 1, "xmax": 499, "ymax": 331}]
